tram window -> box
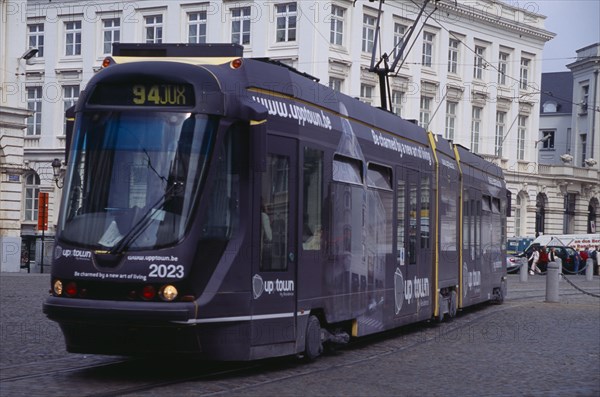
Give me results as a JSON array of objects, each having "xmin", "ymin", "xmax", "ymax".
[
  {"xmin": 441, "ymin": 188, "xmax": 458, "ymax": 252},
  {"xmin": 200, "ymin": 125, "xmax": 242, "ymax": 241},
  {"xmin": 492, "ymin": 197, "xmax": 501, "ymax": 214},
  {"xmin": 303, "ymin": 147, "xmax": 323, "ymax": 250},
  {"xmin": 463, "ymin": 191, "xmax": 470, "ymax": 252},
  {"xmin": 482, "ymin": 195, "xmax": 492, "ymax": 212},
  {"xmin": 333, "ymin": 154, "xmax": 362, "ymax": 185},
  {"xmin": 409, "ymin": 181, "xmax": 417, "ymax": 264},
  {"xmin": 261, "ymin": 154, "xmax": 289, "ymax": 271},
  {"xmin": 420, "ymin": 176, "xmax": 430, "ymax": 249},
  {"xmin": 367, "ymin": 163, "xmax": 392, "ymax": 190},
  {"xmin": 396, "ymin": 179, "xmax": 406, "ymax": 266}
]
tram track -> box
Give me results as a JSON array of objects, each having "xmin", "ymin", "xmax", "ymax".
[
  {"xmin": 2, "ymin": 289, "xmax": 597, "ymax": 396},
  {"xmin": 0, "ymin": 356, "xmax": 132, "ymax": 383}
]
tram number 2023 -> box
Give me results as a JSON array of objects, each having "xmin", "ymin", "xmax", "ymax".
[{"xmin": 148, "ymin": 264, "xmax": 184, "ymax": 279}]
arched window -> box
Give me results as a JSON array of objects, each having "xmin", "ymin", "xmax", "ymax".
[
  {"xmin": 24, "ymin": 173, "xmax": 41, "ymax": 221},
  {"xmin": 589, "ymin": 198, "xmax": 599, "ymax": 233},
  {"xmin": 535, "ymin": 193, "xmax": 546, "ymax": 236}
]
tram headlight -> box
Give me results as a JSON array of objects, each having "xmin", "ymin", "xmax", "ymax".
[
  {"xmin": 159, "ymin": 285, "xmax": 178, "ymax": 302},
  {"xmin": 53, "ymin": 280, "xmax": 63, "ymax": 296}
]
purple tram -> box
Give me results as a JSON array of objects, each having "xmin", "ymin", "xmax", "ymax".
[{"xmin": 44, "ymin": 43, "xmax": 508, "ymax": 360}]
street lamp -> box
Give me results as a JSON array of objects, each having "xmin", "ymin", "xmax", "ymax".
[{"xmin": 51, "ymin": 158, "xmax": 65, "ymax": 188}]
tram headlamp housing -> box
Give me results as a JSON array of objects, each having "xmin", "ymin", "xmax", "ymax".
[
  {"xmin": 159, "ymin": 285, "xmax": 178, "ymax": 302},
  {"xmin": 53, "ymin": 280, "xmax": 63, "ymax": 296}
]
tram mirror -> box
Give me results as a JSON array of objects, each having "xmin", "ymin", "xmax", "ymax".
[{"xmin": 251, "ymin": 121, "xmax": 267, "ymax": 172}]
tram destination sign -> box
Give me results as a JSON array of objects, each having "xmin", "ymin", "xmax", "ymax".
[{"xmin": 89, "ymin": 82, "xmax": 195, "ymax": 107}]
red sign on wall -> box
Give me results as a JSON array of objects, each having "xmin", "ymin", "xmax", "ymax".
[{"xmin": 37, "ymin": 192, "xmax": 49, "ymax": 231}]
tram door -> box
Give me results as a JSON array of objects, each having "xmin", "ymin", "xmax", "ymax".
[
  {"xmin": 462, "ymin": 189, "xmax": 482, "ymax": 303},
  {"xmin": 395, "ymin": 167, "xmax": 420, "ymax": 317},
  {"xmin": 252, "ymin": 136, "xmax": 298, "ymax": 347}
]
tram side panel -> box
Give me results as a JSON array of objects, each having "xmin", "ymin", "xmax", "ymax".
[{"xmin": 457, "ymin": 149, "xmax": 507, "ymax": 307}]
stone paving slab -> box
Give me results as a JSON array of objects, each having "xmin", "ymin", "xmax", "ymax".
[{"xmin": 0, "ymin": 273, "xmax": 598, "ymax": 396}]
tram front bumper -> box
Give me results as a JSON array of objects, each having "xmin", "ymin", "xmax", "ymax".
[{"xmin": 43, "ymin": 296, "xmax": 197, "ymax": 324}]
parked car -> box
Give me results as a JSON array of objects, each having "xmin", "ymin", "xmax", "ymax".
[{"xmin": 506, "ymin": 255, "xmax": 524, "ymax": 274}]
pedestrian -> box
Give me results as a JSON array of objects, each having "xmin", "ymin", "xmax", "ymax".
[
  {"xmin": 528, "ymin": 246, "xmax": 540, "ymax": 275},
  {"xmin": 538, "ymin": 246, "xmax": 549, "ymax": 272},
  {"xmin": 572, "ymin": 246, "xmax": 582, "ymax": 274},
  {"xmin": 549, "ymin": 247, "xmax": 557, "ymax": 262},
  {"xmin": 579, "ymin": 247, "xmax": 589, "ymax": 273},
  {"xmin": 591, "ymin": 246, "xmax": 598, "ymax": 275}
]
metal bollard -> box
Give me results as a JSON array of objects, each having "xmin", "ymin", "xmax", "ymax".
[
  {"xmin": 586, "ymin": 258, "xmax": 594, "ymax": 281},
  {"xmin": 546, "ymin": 260, "xmax": 560, "ymax": 303},
  {"xmin": 558, "ymin": 257, "xmax": 563, "ymax": 282},
  {"xmin": 520, "ymin": 259, "xmax": 528, "ymax": 282}
]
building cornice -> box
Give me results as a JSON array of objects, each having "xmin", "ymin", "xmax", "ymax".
[{"xmin": 436, "ymin": 0, "xmax": 555, "ymax": 42}]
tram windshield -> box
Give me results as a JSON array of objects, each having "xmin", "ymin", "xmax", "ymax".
[{"xmin": 58, "ymin": 111, "xmax": 218, "ymax": 251}]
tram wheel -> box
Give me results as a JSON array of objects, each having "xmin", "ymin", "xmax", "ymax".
[{"xmin": 304, "ymin": 315, "xmax": 323, "ymax": 361}]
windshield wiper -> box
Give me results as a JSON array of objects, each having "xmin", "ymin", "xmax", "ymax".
[{"xmin": 108, "ymin": 182, "xmax": 181, "ymax": 255}]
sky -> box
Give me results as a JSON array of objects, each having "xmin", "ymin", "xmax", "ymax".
[{"xmin": 533, "ymin": 0, "xmax": 600, "ymax": 72}]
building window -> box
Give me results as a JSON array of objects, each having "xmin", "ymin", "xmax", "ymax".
[
  {"xmin": 580, "ymin": 84, "xmax": 589, "ymax": 114},
  {"xmin": 515, "ymin": 193, "xmax": 525, "ymax": 236},
  {"xmin": 540, "ymin": 130, "xmax": 555, "ymax": 150},
  {"xmin": 63, "ymin": 86, "xmax": 79, "ymax": 134},
  {"xmin": 360, "ymin": 83, "xmax": 374, "ymax": 105},
  {"xmin": 24, "ymin": 173, "xmax": 41, "ymax": 222},
  {"xmin": 275, "ymin": 3, "xmax": 297, "ymax": 43},
  {"xmin": 471, "ymin": 106, "xmax": 482, "ymax": 153},
  {"xmin": 473, "ymin": 45, "xmax": 485, "ymax": 80},
  {"xmin": 588, "ymin": 198, "xmax": 598, "ymax": 234},
  {"xmin": 102, "ymin": 18, "xmax": 120, "ymax": 55},
  {"xmin": 564, "ymin": 193, "xmax": 576, "ymax": 234},
  {"xmin": 28, "ymin": 23, "xmax": 44, "ymax": 57},
  {"xmin": 144, "ymin": 15, "xmax": 163, "ymax": 43},
  {"xmin": 520, "ymin": 57, "xmax": 530, "ymax": 90},
  {"xmin": 445, "ymin": 102, "xmax": 457, "ymax": 140},
  {"xmin": 422, "ymin": 32, "xmax": 434, "ymax": 67},
  {"xmin": 362, "ymin": 14, "xmax": 376, "ymax": 53},
  {"xmin": 231, "ymin": 7, "xmax": 251, "ymax": 45},
  {"xmin": 65, "ymin": 21, "xmax": 82, "ymax": 56},
  {"xmin": 329, "ymin": 77, "xmax": 343, "ymax": 92},
  {"xmin": 495, "ymin": 111, "xmax": 506, "ymax": 157},
  {"xmin": 419, "ymin": 96, "xmax": 432, "ymax": 129},
  {"xmin": 26, "ymin": 87, "xmax": 42, "ymax": 136},
  {"xmin": 447, "ymin": 39, "xmax": 459, "ymax": 74},
  {"xmin": 517, "ymin": 115, "xmax": 527, "ymax": 160},
  {"xmin": 330, "ymin": 5, "xmax": 345, "ymax": 46},
  {"xmin": 391, "ymin": 90, "xmax": 403, "ymax": 116},
  {"xmin": 498, "ymin": 52, "xmax": 509, "ymax": 85},
  {"xmin": 535, "ymin": 194, "xmax": 546, "ymax": 236},
  {"xmin": 580, "ymin": 134, "xmax": 587, "ymax": 167},
  {"xmin": 394, "ymin": 23, "xmax": 406, "ymax": 60},
  {"xmin": 187, "ymin": 11, "xmax": 207, "ymax": 44}
]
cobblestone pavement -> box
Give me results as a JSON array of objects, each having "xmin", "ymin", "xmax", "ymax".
[{"xmin": 1, "ymin": 273, "xmax": 598, "ymax": 397}]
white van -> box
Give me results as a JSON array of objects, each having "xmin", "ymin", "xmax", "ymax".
[{"xmin": 530, "ymin": 234, "xmax": 600, "ymax": 250}]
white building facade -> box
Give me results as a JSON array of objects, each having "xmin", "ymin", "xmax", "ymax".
[
  {"xmin": 3, "ymin": 0, "xmax": 595, "ymax": 271},
  {"xmin": 1, "ymin": 0, "xmax": 31, "ymax": 272},
  {"xmin": 538, "ymin": 44, "xmax": 600, "ymax": 236}
]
